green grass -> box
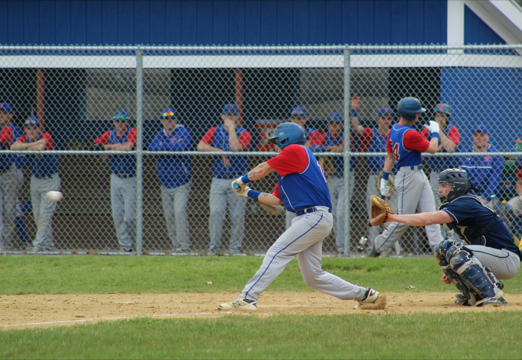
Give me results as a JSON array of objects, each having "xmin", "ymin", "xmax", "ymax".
[
  {"xmin": 1, "ymin": 255, "xmax": 521, "ymax": 295},
  {"xmin": 2, "ymin": 312, "xmax": 522, "ymax": 359}
]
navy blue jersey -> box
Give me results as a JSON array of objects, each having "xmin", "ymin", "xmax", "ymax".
[{"xmin": 441, "ymin": 195, "xmax": 521, "ymax": 258}]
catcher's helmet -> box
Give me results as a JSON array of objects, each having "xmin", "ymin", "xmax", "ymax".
[
  {"xmin": 397, "ymin": 97, "xmax": 425, "ymax": 121},
  {"xmin": 438, "ymin": 168, "xmax": 470, "ymax": 203},
  {"xmin": 434, "ymin": 103, "xmax": 451, "ymax": 117},
  {"xmin": 268, "ymin": 122, "xmax": 305, "ymax": 149}
]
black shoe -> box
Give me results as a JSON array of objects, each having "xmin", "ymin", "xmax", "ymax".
[
  {"xmin": 454, "ymin": 293, "xmax": 472, "ymax": 306},
  {"xmin": 368, "ymin": 245, "xmax": 380, "ymax": 258},
  {"xmin": 122, "ymin": 247, "xmax": 134, "ymax": 253}
]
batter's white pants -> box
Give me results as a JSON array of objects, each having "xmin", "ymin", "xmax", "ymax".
[
  {"xmin": 31, "ymin": 173, "xmax": 60, "ymax": 249},
  {"xmin": 374, "ymin": 168, "xmax": 443, "ymax": 254},
  {"xmin": 208, "ymin": 178, "xmax": 247, "ymax": 253},
  {"xmin": 285, "ymin": 174, "xmax": 354, "ymax": 254},
  {"xmin": 161, "ymin": 181, "xmax": 191, "ymax": 251},
  {"xmin": 111, "ymin": 173, "xmax": 136, "ymax": 250},
  {"xmin": 241, "ymin": 207, "xmax": 369, "ymax": 302}
]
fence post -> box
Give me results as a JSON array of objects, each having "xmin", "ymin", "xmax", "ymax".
[
  {"xmin": 343, "ymin": 45, "xmax": 352, "ymax": 257},
  {"xmin": 135, "ymin": 46, "xmax": 144, "ymax": 255}
]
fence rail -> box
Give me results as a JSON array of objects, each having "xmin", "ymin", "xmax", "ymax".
[{"xmin": 0, "ymin": 44, "xmax": 520, "ymax": 257}]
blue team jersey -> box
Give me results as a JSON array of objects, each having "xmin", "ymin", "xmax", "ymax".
[
  {"xmin": 270, "ymin": 145, "xmax": 332, "ymax": 212},
  {"xmin": 310, "ymin": 131, "xmax": 356, "ymax": 174},
  {"xmin": 459, "ymin": 145, "xmax": 504, "ymax": 202},
  {"xmin": 304, "ymin": 127, "xmax": 316, "ymax": 141},
  {"xmin": 108, "ymin": 128, "xmax": 136, "ymax": 175},
  {"xmin": 388, "ymin": 124, "xmax": 423, "ymax": 168},
  {"xmin": 367, "ymin": 128, "xmax": 388, "ymax": 171},
  {"xmin": 210, "ymin": 125, "xmax": 250, "ymax": 177},
  {"xmin": 25, "ymin": 133, "xmax": 58, "ymax": 177},
  {"xmin": 441, "ymin": 195, "xmax": 521, "ymax": 258},
  {"xmin": 425, "ymin": 125, "xmax": 460, "ymax": 171},
  {"xmin": 148, "ymin": 125, "xmax": 192, "ymax": 189},
  {"xmin": 7, "ymin": 124, "xmax": 26, "ymax": 169}
]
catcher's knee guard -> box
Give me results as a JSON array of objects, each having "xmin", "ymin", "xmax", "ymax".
[
  {"xmin": 434, "ymin": 240, "xmax": 454, "ymax": 267},
  {"xmin": 447, "ymin": 245, "xmax": 496, "ymax": 300}
]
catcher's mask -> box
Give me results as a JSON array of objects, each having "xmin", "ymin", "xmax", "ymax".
[
  {"xmin": 268, "ymin": 122, "xmax": 306, "ymax": 149},
  {"xmin": 438, "ymin": 168, "xmax": 470, "ymax": 202}
]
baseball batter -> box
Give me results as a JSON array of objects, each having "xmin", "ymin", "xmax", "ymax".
[
  {"xmin": 11, "ymin": 117, "xmax": 60, "ymax": 251},
  {"xmin": 370, "ymin": 97, "xmax": 443, "ymax": 257},
  {"xmin": 218, "ymin": 122, "xmax": 384, "ymax": 311},
  {"xmin": 383, "ymin": 168, "xmax": 520, "ymax": 306},
  {"xmin": 94, "ymin": 110, "xmax": 137, "ymax": 252},
  {"xmin": 354, "ymin": 106, "xmax": 399, "ymax": 253},
  {"xmin": 148, "ymin": 108, "xmax": 192, "ymax": 252}
]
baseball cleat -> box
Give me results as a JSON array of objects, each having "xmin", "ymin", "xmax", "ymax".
[
  {"xmin": 454, "ymin": 293, "xmax": 472, "ymax": 306},
  {"xmin": 218, "ymin": 296, "xmax": 257, "ymax": 311},
  {"xmin": 476, "ymin": 296, "xmax": 508, "ymax": 307},
  {"xmin": 354, "ymin": 288, "xmax": 386, "ymax": 310}
]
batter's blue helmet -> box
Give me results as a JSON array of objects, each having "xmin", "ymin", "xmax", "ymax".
[
  {"xmin": 268, "ymin": 122, "xmax": 305, "ymax": 149},
  {"xmin": 397, "ymin": 97, "xmax": 425, "ymax": 121}
]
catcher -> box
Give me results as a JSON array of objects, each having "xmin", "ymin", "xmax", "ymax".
[{"xmin": 370, "ymin": 168, "xmax": 521, "ymax": 307}]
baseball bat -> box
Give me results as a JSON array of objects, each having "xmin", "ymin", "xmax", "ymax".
[{"xmin": 233, "ymin": 183, "xmax": 240, "ymax": 190}]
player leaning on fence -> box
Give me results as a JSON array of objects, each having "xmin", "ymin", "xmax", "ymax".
[
  {"xmin": 218, "ymin": 122, "xmax": 385, "ymax": 311},
  {"xmin": 11, "ymin": 117, "xmax": 60, "ymax": 252},
  {"xmin": 197, "ymin": 104, "xmax": 252, "ymax": 256},
  {"xmin": 93, "ymin": 110, "xmax": 137, "ymax": 253},
  {"xmin": 369, "ymin": 97, "xmax": 443, "ymax": 257},
  {"xmin": 148, "ymin": 108, "xmax": 192, "ymax": 253}
]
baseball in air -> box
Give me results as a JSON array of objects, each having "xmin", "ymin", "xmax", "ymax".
[{"xmin": 46, "ymin": 191, "xmax": 63, "ymax": 201}]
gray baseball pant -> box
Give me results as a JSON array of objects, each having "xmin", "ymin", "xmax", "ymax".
[
  {"xmin": 0, "ymin": 165, "xmax": 16, "ymax": 249},
  {"xmin": 13, "ymin": 168, "xmax": 24, "ymax": 218},
  {"xmin": 285, "ymin": 173, "xmax": 355, "ymax": 254},
  {"xmin": 465, "ymin": 245, "xmax": 520, "ymax": 280},
  {"xmin": 208, "ymin": 178, "xmax": 247, "ymax": 253},
  {"xmin": 161, "ymin": 181, "xmax": 191, "ymax": 251},
  {"xmin": 374, "ymin": 168, "xmax": 443, "ymax": 254},
  {"xmin": 111, "ymin": 173, "xmax": 136, "ymax": 250},
  {"xmin": 241, "ymin": 207, "xmax": 369, "ymax": 302},
  {"xmin": 366, "ymin": 174, "xmax": 400, "ymax": 252},
  {"xmin": 31, "ymin": 173, "xmax": 60, "ymax": 249}
]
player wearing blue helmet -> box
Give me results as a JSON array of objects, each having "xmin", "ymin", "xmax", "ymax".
[
  {"xmin": 370, "ymin": 97, "xmax": 443, "ymax": 257},
  {"xmin": 382, "ymin": 168, "xmax": 520, "ymax": 306},
  {"xmin": 218, "ymin": 122, "xmax": 385, "ymax": 311}
]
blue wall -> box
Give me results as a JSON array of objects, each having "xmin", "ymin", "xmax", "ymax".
[
  {"xmin": 464, "ymin": 5, "xmax": 507, "ymax": 45},
  {"xmin": 0, "ymin": 0, "xmax": 448, "ymax": 46}
]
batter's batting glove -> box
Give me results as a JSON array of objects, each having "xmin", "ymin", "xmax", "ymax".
[
  {"xmin": 424, "ymin": 120, "xmax": 440, "ymax": 135},
  {"xmin": 236, "ymin": 185, "xmax": 251, "ymax": 198},
  {"xmin": 231, "ymin": 178, "xmax": 247, "ymax": 194},
  {"xmin": 379, "ymin": 178, "xmax": 391, "ymax": 197}
]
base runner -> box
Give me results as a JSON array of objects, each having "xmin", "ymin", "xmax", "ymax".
[{"xmin": 218, "ymin": 123, "xmax": 385, "ymax": 311}]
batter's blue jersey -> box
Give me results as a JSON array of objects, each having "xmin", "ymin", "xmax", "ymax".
[
  {"xmin": 459, "ymin": 145, "xmax": 504, "ymax": 202},
  {"xmin": 388, "ymin": 124, "xmax": 423, "ymax": 168},
  {"xmin": 277, "ymin": 146, "xmax": 332, "ymax": 212},
  {"xmin": 441, "ymin": 195, "xmax": 521, "ymax": 258}
]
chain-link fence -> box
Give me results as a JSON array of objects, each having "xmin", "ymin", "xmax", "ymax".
[{"xmin": 0, "ymin": 44, "xmax": 521, "ymax": 256}]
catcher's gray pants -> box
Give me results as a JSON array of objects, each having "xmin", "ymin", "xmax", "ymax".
[
  {"xmin": 31, "ymin": 173, "xmax": 60, "ymax": 249},
  {"xmin": 242, "ymin": 207, "xmax": 369, "ymax": 302},
  {"xmin": 208, "ymin": 177, "xmax": 247, "ymax": 253},
  {"xmin": 366, "ymin": 173, "xmax": 399, "ymax": 251},
  {"xmin": 374, "ymin": 167, "xmax": 443, "ymax": 254},
  {"xmin": 0, "ymin": 165, "xmax": 16, "ymax": 249},
  {"xmin": 285, "ymin": 173, "xmax": 354, "ymax": 254},
  {"xmin": 111, "ymin": 173, "xmax": 136, "ymax": 250},
  {"xmin": 465, "ymin": 245, "xmax": 520, "ymax": 280},
  {"xmin": 161, "ymin": 181, "xmax": 191, "ymax": 251}
]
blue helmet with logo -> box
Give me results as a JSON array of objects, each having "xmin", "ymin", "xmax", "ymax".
[
  {"xmin": 397, "ymin": 97, "xmax": 425, "ymax": 121},
  {"xmin": 268, "ymin": 122, "xmax": 305, "ymax": 149}
]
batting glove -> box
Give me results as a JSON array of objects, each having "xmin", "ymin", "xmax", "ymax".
[
  {"xmin": 231, "ymin": 178, "xmax": 246, "ymax": 193},
  {"xmin": 237, "ymin": 186, "xmax": 251, "ymax": 198},
  {"xmin": 424, "ymin": 120, "xmax": 440, "ymax": 135},
  {"xmin": 380, "ymin": 178, "xmax": 391, "ymax": 197}
]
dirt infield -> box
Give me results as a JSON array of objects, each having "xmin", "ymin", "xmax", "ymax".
[{"xmin": 2, "ymin": 292, "xmax": 522, "ymax": 330}]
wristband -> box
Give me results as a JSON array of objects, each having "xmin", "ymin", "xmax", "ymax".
[
  {"xmin": 240, "ymin": 174, "xmax": 250, "ymax": 184},
  {"xmin": 431, "ymin": 132, "xmax": 440, "ymax": 139},
  {"xmin": 351, "ymin": 109, "xmax": 358, "ymax": 118},
  {"xmin": 382, "ymin": 171, "xmax": 390, "ymax": 181},
  {"xmin": 247, "ymin": 190, "xmax": 261, "ymax": 201}
]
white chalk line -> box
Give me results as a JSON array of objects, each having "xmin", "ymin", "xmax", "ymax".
[{"xmin": 2, "ymin": 311, "xmax": 255, "ymax": 329}]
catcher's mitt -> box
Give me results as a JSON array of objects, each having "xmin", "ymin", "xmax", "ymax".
[
  {"xmin": 376, "ymin": 170, "xmax": 395, "ymax": 193},
  {"xmin": 370, "ymin": 195, "xmax": 394, "ymax": 226}
]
